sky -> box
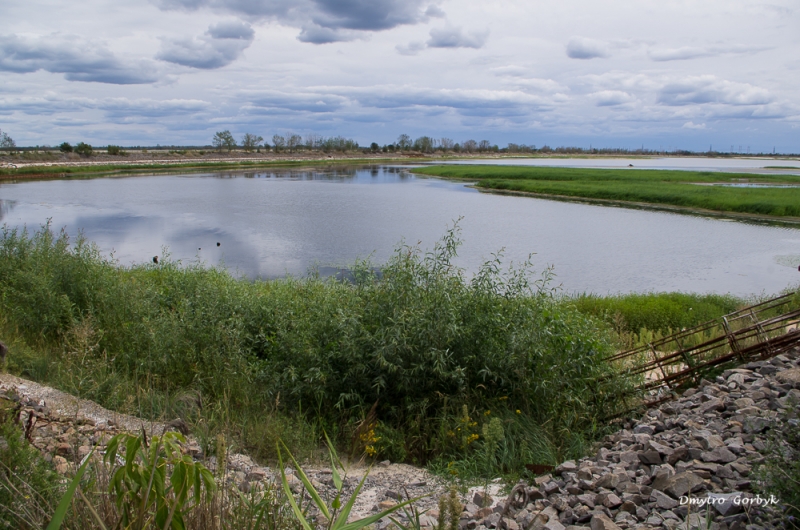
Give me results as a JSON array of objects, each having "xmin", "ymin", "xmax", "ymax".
[{"xmin": 1, "ymin": 0, "xmax": 798, "ymax": 152}]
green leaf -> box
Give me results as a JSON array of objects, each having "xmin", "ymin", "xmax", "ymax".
[
  {"xmin": 46, "ymin": 449, "xmax": 95, "ymax": 530},
  {"xmin": 280, "ymin": 440, "xmax": 330, "ymax": 519},
  {"xmin": 277, "ymin": 442, "xmax": 315, "ymax": 530}
]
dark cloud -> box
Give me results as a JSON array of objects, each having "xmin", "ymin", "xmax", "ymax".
[
  {"xmin": 297, "ymin": 25, "xmax": 355, "ymax": 44},
  {"xmin": 207, "ymin": 20, "xmax": 255, "ymax": 39},
  {"xmin": 424, "ymin": 5, "xmax": 445, "ymax": 17},
  {"xmin": 427, "ymin": 26, "xmax": 487, "ymax": 49},
  {"xmin": 0, "ymin": 96, "xmax": 209, "ymax": 120},
  {"xmin": 152, "ymin": 0, "xmax": 437, "ymax": 43},
  {"xmin": 0, "ymin": 34, "xmax": 159, "ymax": 84},
  {"xmin": 157, "ymin": 21, "xmax": 254, "ymax": 68},
  {"xmin": 565, "ymin": 37, "xmax": 609, "ymax": 59}
]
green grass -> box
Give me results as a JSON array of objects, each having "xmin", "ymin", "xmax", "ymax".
[
  {"xmin": 414, "ymin": 165, "xmax": 800, "ymax": 219},
  {"xmin": 0, "ymin": 222, "xmax": 629, "ymax": 476}
]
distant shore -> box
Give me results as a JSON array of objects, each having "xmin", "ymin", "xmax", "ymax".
[{"xmin": 2, "ymin": 150, "xmax": 798, "ymax": 180}]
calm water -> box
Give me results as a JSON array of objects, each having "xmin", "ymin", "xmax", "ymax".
[
  {"xmin": 1, "ymin": 164, "xmax": 799, "ymax": 296},
  {"xmin": 439, "ymin": 157, "xmax": 800, "ymax": 175}
]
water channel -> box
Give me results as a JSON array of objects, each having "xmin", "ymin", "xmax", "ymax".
[{"xmin": 1, "ymin": 162, "xmax": 799, "ymax": 296}]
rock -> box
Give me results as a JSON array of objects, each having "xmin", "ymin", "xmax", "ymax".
[
  {"xmin": 378, "ymin": 500, "xmax": 397, "ymax": 510},
  {"xmin": 776, "ymin": 368, "xmax": 800, "ymax": 385},
  {"xmin": 663, "ymin": 472, "xmax": 705, "ymax": 499},
  {"xmin": 700, "ymin": 446, "xmax": 737, "ymax": 463},
  {"xmin": 632, "ymin": 425, "xmax": 655, "ymax": 435},
  {"xmin": 543, "ymin": 521, "xmax": 565, "ymax": 530},
  {"xmin": 651, "ymin": 489, "xmax": 679, "ymax": 510},
  {"xmin": 474, "ymin": 491, "xmax": 494, "ymax": 507},
  {"xmin": 600, "ymin": 493, "xmax": 622, "ymax": 508},
  {"xmin": 637, "ymin": 450, "xmax": 662, "ymax": 465},
  {"xmin": 675, "ymin": 514, "xmax": 706, "ymax": 530},
  {"xmin": 556, "ymin": 461, "xmax": 578, "ymax": 474},
  {"xmin": 379, "ymin": 460, "xmax": 391, "ymax": 467},
  {"xmin": 501, "ymin": 520, "xmax": 519, "ymax": 530},
  {"xmin": 743, "ymin": 416, "xmax": 771, "ymax": 433},
  {"xmin": 696, "ymin": 433, "xmax": 725, "ymax": 450},
  {"xmin": 484, "ymin": 513, "xmax": 501, "ymax": 528},
  {"xmin": 594, "ymin": 473, "xmax": 628, "ymax": 490},
  {"xmin": 648, "ymin": 440, "xmax": 674, "ymax": 456},
  {"xmin": 528, "ymin": 513, "xmax": 548, "ymax": 530},
  {"xmin": 707, "ymin": 492, "xmax": 744, "ymax": 516},
  {"xmin": 699, "ymin": 398, "xmax": 725, "ymax": 413},
  {"xmin": 246, "ymin": 468, "xmax": 267, "ymax": 481},
  {"xmin": 589, "ymin": 514, "xmax": 621, "ymax": 530}
]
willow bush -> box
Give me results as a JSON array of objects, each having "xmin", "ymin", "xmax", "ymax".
[{"xmin": 0, "ymin": 222, "xmax": 626, "ymax": 473}]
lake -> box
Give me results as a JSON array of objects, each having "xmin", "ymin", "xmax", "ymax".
[{"xmin": 1, "ymin": 163, "xmax": 799, "ymax": 296}]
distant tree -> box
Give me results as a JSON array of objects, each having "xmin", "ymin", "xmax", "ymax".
[
  {"xmin": 272, "ymin": 134, "xmax": 286, "ymax": 152},
  {"xmin": 453, "ymin": 143, "xmax": 461, "ymax": 153},
  {"xmin": 212, "ymin": 130, "xmax": 237, "ymax": 152},
  {"xmin": 370, "ymin": 142, "xmax": 379, "ymax": 152},
  {"xmin": 0, "ymin": 129, "xmax": 16, "ymax": 152},
  {"xmin": 286, "ymin": 133, "xmax": 303, "ymax": 153},
  {"xmin": 462, "ymin": 139, "xmax": 477, "ymax": 153},
  {"xmin": 413, "ymin": 136, "xmax": 435, "ymax": 153},
  {"xmin": 59, "ymin": 142, "xmax": 73, "ymax": 153},
  {"xmin": 75, "ymin": 142, "xmax": 93, "ymax": 157},
  {"xmin": 241, "ymin": 133, "xmax": 264, "ymax": 152},
  {"xmin": 396, "ymin": 134, "xmax": 412, "ymax": 151},
  {"xmin": 107, "ymin": 145, "xmax": 123, "ymax": 155},
  {"xmin": 478, "ymin": 140, "xmax": 492, "ymax": 152},
  {"xmin": 305, "ymin": 133, "xmax": 323, "ymax": 150},
  {"xmin": 440, "ymin": 138, "xmax": 454, "ymax": 151}
]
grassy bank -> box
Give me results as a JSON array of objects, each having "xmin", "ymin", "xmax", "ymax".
[
  {"xmin": 414, "ymin": 165, "xmax": 800, "ymax": 220},
  {"xmin": 0, "ymin": 157, "xmax": 414, "ymax": 180},
  {"xmin": 0, "ymin": 223, "xmax": 633, "ymax": 477}
]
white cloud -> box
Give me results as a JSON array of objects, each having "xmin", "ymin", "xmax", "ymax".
[
  {"xmin": 649, "ymin": 44, "xmax": 768, "ymax": 62},
  {"xmin": 657, "ymin": 76, "xmax": 772, "ymax": 106},
  {"xmin": 590, "ymin": 90, "xmax": 634, "ymax": 107},
  {"xmin": 682, "ymin": 121, "xmax": 706, "ymax": 129}
]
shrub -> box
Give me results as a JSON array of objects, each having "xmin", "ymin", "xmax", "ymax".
[
  {"xmin": 74, "ymin": 142, "xmax": 93, "ymax": 157},
  {"xmin": 0, "ymin": 222, "xmax": 626, "ymax": 475},
  {"xmin": 107, "ymin": 145, "xmax": 125, "ymax": 156},
  {"xmin": 59, "ymin": 142, "xmax": 73, "ymax": 153}
]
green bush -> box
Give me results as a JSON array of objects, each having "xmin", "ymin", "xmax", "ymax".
[
  {"xmin": 59, "ymin": 142, "xmax": 73, "ymax": 153},
  {"xmin": 74, "ymin": 143, "xmax": 92, "ymax": 157},
  {"xmin": 0, "ymin": 223, "xmax": 625, "ymax": 474}
]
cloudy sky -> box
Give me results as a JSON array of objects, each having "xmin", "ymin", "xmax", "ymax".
[{"xmin": 1, "ymin": 0, "xmax": 798, "ymax": 152}]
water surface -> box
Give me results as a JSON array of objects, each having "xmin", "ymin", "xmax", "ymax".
[{"xmin": 1, "ymin": 165, "xmax": 799, "ymax": 296}]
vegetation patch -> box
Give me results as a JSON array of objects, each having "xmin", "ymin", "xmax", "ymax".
[
  {"xmin": 414, "ymin": 165, "xmax": 800, "ymax": 219},
  {"xmin": 0, "ymin": 223, "xmax": 634, "ymax": 478}
]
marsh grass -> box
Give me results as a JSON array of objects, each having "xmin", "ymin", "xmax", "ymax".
[
  {"xmin": 0, "ymin": 221, "xmax": 628, "ymax": 476},
  {"xmin": 414, "ymin": 165, "xmax": 800, "ymax": 218}
]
